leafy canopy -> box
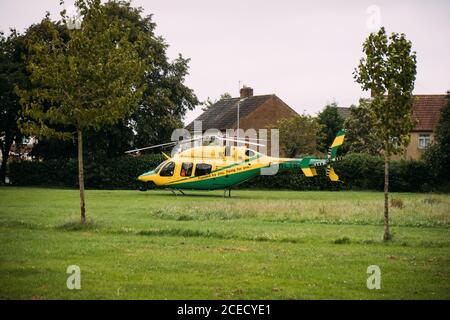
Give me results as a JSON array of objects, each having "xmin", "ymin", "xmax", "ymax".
[
  {"xmin": 27, "ymin": 1, "xmax": 199, "ymax": 159},
  {"xmin": 17, "ymin": 0, "xmax": 147, "ymax": 139},
  {"xmin": 0, "ymin": 29, "xmax": 28, "ymax": 182},
  {"xmin": 424, "ymin": 92, "xmax": 450, "ymax": 182},
  {"xmin": 272, "ymin": 115, "xmax": 321, "ymax": 158},
  {"xmin": 317, "ymin": 103, "xmax": 345, "ymax": 152},
  {"xmin": 354, "ymin": 27, "xmax": 417, "ymax": 155},
  {"xmin": 344, "ymin": 99, "xmax": 381, "ymax": 155}
]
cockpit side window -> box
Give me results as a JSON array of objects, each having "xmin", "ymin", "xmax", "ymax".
[
  {"xmin": 153, "ymin": 161, "xmax": 166, "ymax": 173},
  {"xmin": 195, "ymin": 163, "xmax": 212, "ymax": 176},
  {"xmin": 180, "ymin": 162, "xmax": 193, "ymax": 177},
  {"xmin": 159, "ymin": 161, "xmax": 175, "ymax": 177}
]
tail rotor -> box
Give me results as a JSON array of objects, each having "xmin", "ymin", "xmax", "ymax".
[{"xmin": 325, "ymin": 129, "xmax": 346, "ymax": 181}]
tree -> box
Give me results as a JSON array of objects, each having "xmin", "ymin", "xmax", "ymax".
[
  {"xmin": 354, "ymin": 27, "xmax": 417, "ymax": 240},
  {"xmin": 202, "ymin": 92, "xmax": 232, "ymax": 111},
  {"xmin": 273, "ymin": 115, "xmax": 320, "ymax": 158},
  {"xmin": 0, "ymin": 30, "xmax": 27, "ymax": 184},
  {"xmin": 17, "ymin": 0, "xmax": 147, "ymax": 223},
  {"xmin": 424, "ymin": 92, "xmax": 450, "ymax": 187},
  {"xmin": 317, "ymin": 103, "xmax": 345, "ymax": 152},
  {"xmin": 27, "ymin": 1, "xmax": 199, "ymax": 159},
  {"xmin": 344, "ymin": 99, "xmax": 381, "ymax": 155}
]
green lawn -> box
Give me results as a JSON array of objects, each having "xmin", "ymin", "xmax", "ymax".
[{"xmin": 0, "ymin": 187, "xmax": 449, "ymax": 299}]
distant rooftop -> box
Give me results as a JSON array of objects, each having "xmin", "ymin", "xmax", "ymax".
[
  {"xmin": 336, "ymin": 94, "xmax": 447, "ymax": 132},
  {"xmin": 411, "ymin": 95, "xmax": 447, "ymax": 132},
  {"xmin": 185, "ymin": 95, "xmax": 273, "ymax": 131}
]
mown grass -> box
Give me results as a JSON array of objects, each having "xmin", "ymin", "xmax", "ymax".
[{"xmin": 0, "ymin": 187, "xmax": 449, "ymax": 299}]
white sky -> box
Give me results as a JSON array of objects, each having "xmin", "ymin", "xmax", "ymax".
[{"xmin": 1, "ymin": 0, "xmax": 449, "ymax": 125}]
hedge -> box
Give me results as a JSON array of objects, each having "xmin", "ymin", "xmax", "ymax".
[
  {"xmin": 8, "ymin": 154, "xmax": 165, "ymax": 189},
  {"xmin": 7, "ymin": 153, "xmax": 439, "ymax": 192}
]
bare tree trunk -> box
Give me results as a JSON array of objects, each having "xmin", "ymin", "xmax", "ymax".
[
  {"xmin": 77, "ymin": 129, "xmax": 86, "ymax": 224},
  {"xmin": 383, "ymin": 152, "xmax": 391, "ymax": 241},
  {"xmin": 0, "ymin": 154, "xmax": 8, "ymax": 184},
  {"xmin": 0, "ymin": 136, "xmax": 15, "ymax": 184}
]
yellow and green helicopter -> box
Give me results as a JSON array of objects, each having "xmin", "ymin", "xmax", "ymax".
[{"xmin": 126, "ymin": 130, "xmax": 345, "ymax": 196}]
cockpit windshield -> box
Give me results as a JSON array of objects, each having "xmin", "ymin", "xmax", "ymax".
[{"xmin": 153, "ymin": 161, "xmax": 167, "ymax": 173}]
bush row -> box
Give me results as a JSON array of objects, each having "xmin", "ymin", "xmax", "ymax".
[
  {"xmin": 7, "ymin": 153, "xmax": 440, "ymax": 192},
  {"xmin": 8, "ymin": 154, "xmax": 165, "ymax": 189},
  {"xmin": 241, "ymin": 153, "xmax": 434, "ymax": 192}
]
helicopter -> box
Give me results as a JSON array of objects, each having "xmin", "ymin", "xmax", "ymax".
[{"xmin": 126, "ymin": 129, "xmax": 346, "ymax": 196}]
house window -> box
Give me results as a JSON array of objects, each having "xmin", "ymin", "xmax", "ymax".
[
  {"xmin": 180, "ymin": 162, "xmax": 193, "ymax": 177},
  {"xmin": 195, "ymin": 163, "xmax": 212, "ymax": 176},
  {"xmin": 418, "ymin": 134, "xmax": 431, "ymax": 149},
  {"xmin": 159, "ymin": 161, "xmax": 175, "ymax": 177}
]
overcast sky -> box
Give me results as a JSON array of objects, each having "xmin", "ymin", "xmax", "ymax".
[{"xmin": 1, "ymin": 0, "xmax": 449, "ymax": 125}]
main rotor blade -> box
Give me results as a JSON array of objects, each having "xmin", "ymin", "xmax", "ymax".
[
  {"xmin": 216, "ymin": 136, "xmax": 265, "ymax": 147},
  {"xmin": 125, "ymin": 141, "xmax": 177, "ymax": 153},
  {"xmin": 125, "ymin": 136, "xmax": 204, "ymax": 154}
]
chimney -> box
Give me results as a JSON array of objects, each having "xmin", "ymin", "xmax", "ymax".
[{"xmin": 240, "ymin": 86, "xmax": 253, "ymax": 99}]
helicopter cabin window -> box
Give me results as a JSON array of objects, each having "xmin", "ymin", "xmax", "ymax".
[
  {"xmin": 195, "ymin": 163, "xmax": 212, "ymax": 176},
  {"xmin": 180, "ymin": 162, "xmax": 193, "ymax": 177},
  {"xmin": 159, "ymin": 161, "xmax": 175, "ymax": 177},
  {"xmin": 245, "ymin": 149, "xmax": 255, "ymax": 157},
  {"xmin": 225, "ymin": 146, "xmax": 232, "ymax": 157}
]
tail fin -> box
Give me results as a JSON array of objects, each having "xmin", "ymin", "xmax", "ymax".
[
  {"xmin": 327, "ymin": 129, "xmax": 346, "ymax": 161},
  {"xmin": 326, "ymin": 129, "xmax": 346, "ymax": 181}
]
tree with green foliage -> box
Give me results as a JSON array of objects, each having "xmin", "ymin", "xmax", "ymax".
[
  {"xmin": 344, "ymin": 99, "xmax": 381, "ymax": 155},
  {"xmin": 424, "ymin": 92, "xmax": 450, "ymax": 188},
  {"xmin": 26, "ymin": 1, "xmax": 199, "ymax": 160},
  {"xmin": 273, "ymin": 115, "xmax": 321, "ymax": 158},
  {"xmin": 0, "ymin": 30, "xmax": 27, "ymax": 184},
  {"xmin": 354, "ymin": 27, "xmax": 417, "ymax": 240},
  {"xmin": 17, "ymin": 0, "xmax": 147, "ymax": 223},
  {"xmin": 317, "ymin": 103, "xmax": 345, "ymax": 152}
]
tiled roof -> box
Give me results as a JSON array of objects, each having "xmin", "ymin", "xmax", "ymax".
[
  {"xmin": 412, "ymin": 95, "xmax": 447, "ymax": 132},
  {"xmin": 337, "ymin": 95, "xmax": 446, "ymax": 132},
  {"xmin": 185, "ymin": 95, "xmax": 273, "ymax": 131}
]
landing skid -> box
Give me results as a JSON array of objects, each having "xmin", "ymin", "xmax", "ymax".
[
  {"xmin": 223, "ymin": 188, "xmax": 231, "ymax": 198},
  {"xmin": 169, "ymin": 189, "xmax": 185, "ymax": 196}
]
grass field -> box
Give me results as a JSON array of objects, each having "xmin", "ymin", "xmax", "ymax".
[{"xmin": 0, "ymin": 187, "xmax": 449, "ymax": 299}]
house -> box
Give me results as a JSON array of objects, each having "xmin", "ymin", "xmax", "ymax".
[
  {"xmin": 337, "ymin": 94, "xmax": 447, "ymax": 160},
  {"xmin": 185, "ymin": 86, "xmax": 298, "ymax": 135},
  {"xmin": 400, "ymin": 94, "xmax": 446, "ymax": 160}
]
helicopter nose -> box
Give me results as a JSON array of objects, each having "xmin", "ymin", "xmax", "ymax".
[{"xmin": 138, "ymin": 174, "xmax": 152, "ymax": 182}]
